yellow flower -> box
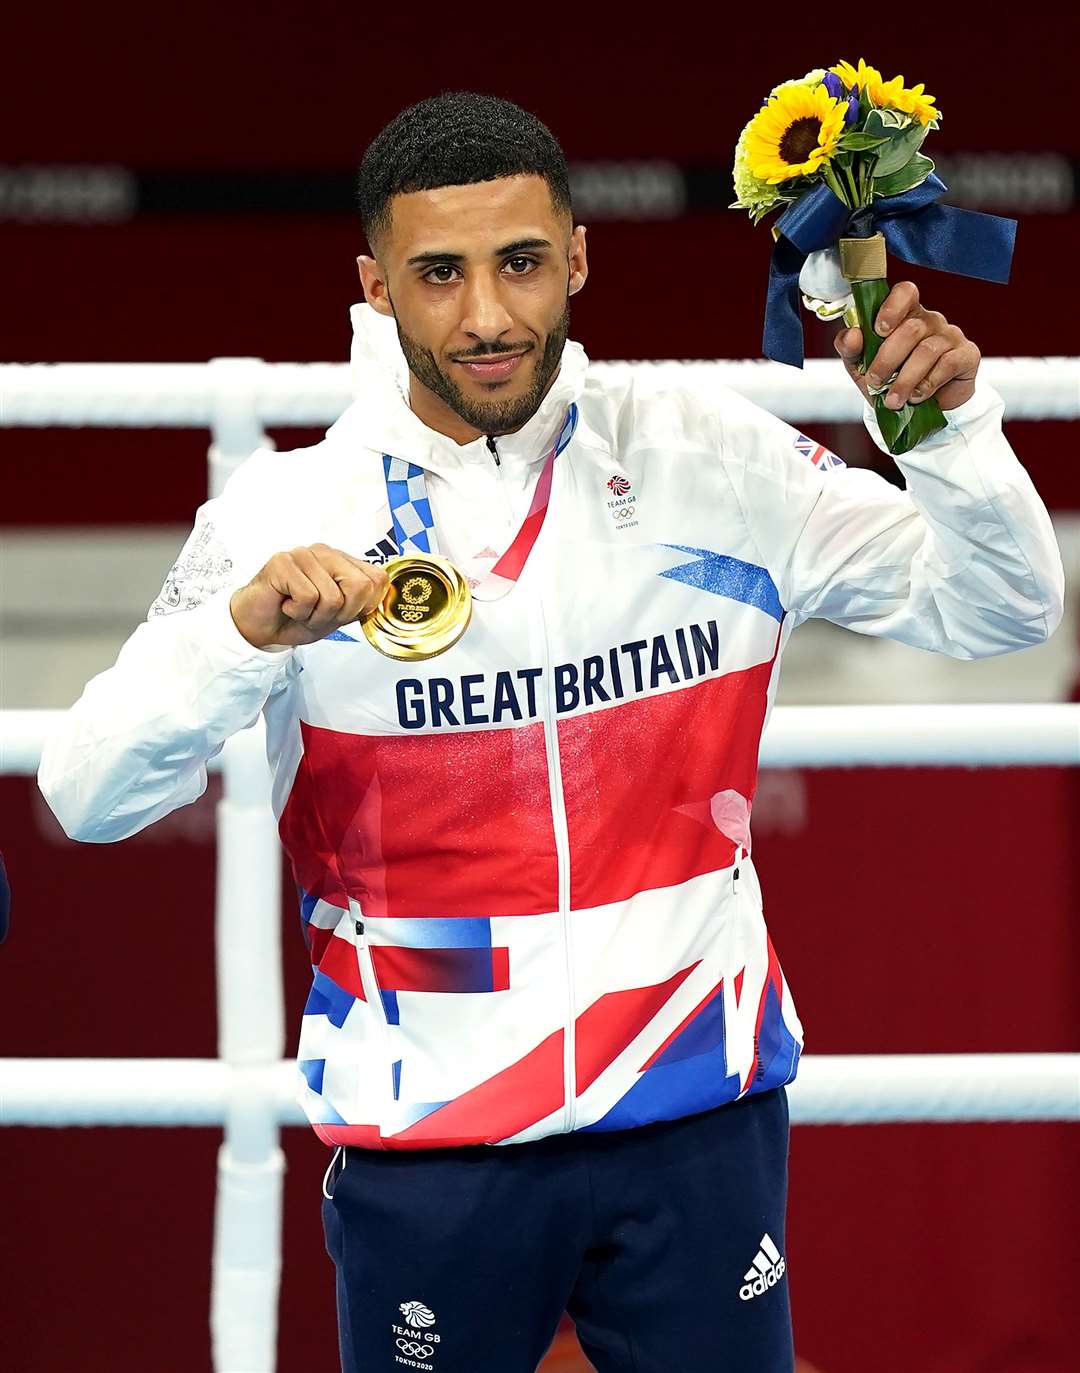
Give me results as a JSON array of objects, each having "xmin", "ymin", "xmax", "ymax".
[
  {"xmin": 744, "ymin": 82, "xmax": 847, "ymax": 185},
  {"xmin": 829, "ymin": 58, "xmax": 882, "ymax": 94},
  {"xmin": 829, "ymin": 57, "xmax": 941, "ymax": 125},
  {"xmin": 873, "ymin": 74, "xmax": 940, "ymax": 125}
]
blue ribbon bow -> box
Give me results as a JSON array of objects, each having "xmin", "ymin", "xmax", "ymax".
[{"xmin": 764, "ymin": 172, "xmax": 1017, "ymax": 368}]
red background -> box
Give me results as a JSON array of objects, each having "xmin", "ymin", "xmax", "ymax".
[{"xmin": 2, "ymin": 10, "xmax": 1077, "ymax": 1371}]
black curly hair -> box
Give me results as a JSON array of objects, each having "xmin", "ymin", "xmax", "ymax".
[{"xmin": 357, "ymin": 91, "xmax": 572, "ymax": 250}]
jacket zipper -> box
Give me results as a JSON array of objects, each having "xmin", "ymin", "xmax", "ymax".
[
  {"xmin": 733, "ymin": 853, "xmax": 764, "ymax": 1086},
  {"xmin": 536, "ymin": 596, "xmax": 577, "ymax": 1131},
  {"xmin": 484, "ymin": 432, "xmax": 518, "ymax": 531}
]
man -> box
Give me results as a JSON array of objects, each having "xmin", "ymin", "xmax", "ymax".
[{"xmin": 39, "ymin": 92, "xmax": 1064, "ymax": 1372}]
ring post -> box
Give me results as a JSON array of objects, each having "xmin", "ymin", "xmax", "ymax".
[{"xmin": 206, "ymin": 360, "xmax": 286, "ymax": 1372}]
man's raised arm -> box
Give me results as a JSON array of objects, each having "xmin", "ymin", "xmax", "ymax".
[{"xmin": 717, "ymin": 284, "xmax": 1065, "ymax": 655}]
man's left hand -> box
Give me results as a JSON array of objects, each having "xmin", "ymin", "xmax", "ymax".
[{"xmin": 833, "ymin": 281, "xmax": 981, "ymax": 412}]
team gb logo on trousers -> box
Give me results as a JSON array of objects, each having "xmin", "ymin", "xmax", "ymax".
[{"xmin": 400, "ymin": 1301, "xmax": 437, "ymax": 1328}]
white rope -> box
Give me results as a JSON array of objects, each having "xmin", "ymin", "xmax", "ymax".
[
  {"xmin": 5, "ymin": 703, "xmax": 1079, "ymax": 778},
  {"xmin": 759, "ymin": 703, "xmax": 1080, "ymax": 767},
  {"xmin": 2, "ymin": 355, "xmax": 1077, "ymax": 426},
  {"xmin": 2, "ymin": 1055, "xmax": 1076, "ymax": 1125},
  {"xmin": 788, "ymin": 1055, "xmax": 1080, "ymax": 1124}
]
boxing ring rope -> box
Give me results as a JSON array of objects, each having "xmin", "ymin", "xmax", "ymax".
[
  {"xmin": 3, "ymin": 356, "xmax": 1079, "ymax": 429},
  {"xmin": 2, "ymin": 357, "xmax": 1078, "ymax": 1373},
  {"xmin": 3, "ymin": 1053, "xmax": 1078, "ymax": 1126}
]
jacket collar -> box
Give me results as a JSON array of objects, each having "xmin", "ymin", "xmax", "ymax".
[{"xmin": 327, "ymin": 302, "xmax": 589, "ymax": 476}]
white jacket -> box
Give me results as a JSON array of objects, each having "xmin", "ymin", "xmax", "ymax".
[{"xmin": 39, "ymin": 304, "xmax": 1065, "ymax": 1150}]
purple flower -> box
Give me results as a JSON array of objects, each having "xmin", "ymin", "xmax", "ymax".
[{"xmin": 823, "ymin": 70, "xmax": 859, "ymax": 125}]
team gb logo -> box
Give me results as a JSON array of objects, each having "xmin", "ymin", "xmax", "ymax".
[
  {"xmin": 400, "ymin": 1301, "xmax": 437, "ymax": 1328},
  {"xmin": 607, "ymin": 475, "xmax": 631, "ymax": 495}
]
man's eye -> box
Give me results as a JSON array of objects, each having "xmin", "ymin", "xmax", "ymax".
[
  {"xmin": 504, "ymin": 256, "xmax": 537, "ymax": 275},
  {"xmin": 423, "ymin": 265, "xmax": 459, "ymax": 284}
]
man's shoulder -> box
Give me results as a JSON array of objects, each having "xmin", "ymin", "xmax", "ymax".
[
  {"xmin": 580, "ymin": 362, "xmax": 755, "ymax": 453},
  {"xmin": 223, "ymin": 418, "xmax": 379, "ymax": 500},
  {"xmin": 208, "ymin": 422, "xmax": 387, "ymax": 563}
]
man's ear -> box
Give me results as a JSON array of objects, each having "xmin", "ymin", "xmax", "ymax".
[
  {"xmin": 568, "ymin": 224, "xmax": 588, "ymax": 296},
  {"xmin": 357, "ymin": 255, "xmax": 395, "ymax": 317}
]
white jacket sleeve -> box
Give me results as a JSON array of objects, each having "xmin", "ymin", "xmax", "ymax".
[
  {"xmin": 38, "ymin": 458, "xmax": 294, "ymax": 843},
  {"xmin": 719, "ymin": 376, "xmax": 1065, "ymax": 656}
]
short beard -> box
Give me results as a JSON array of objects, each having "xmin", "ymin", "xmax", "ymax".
[{"xmin": 392, "ymin": 301, "xmax": 570, "ymax": 436}]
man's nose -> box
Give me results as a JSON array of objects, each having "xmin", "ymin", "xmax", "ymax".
[{"xmin": 459, "ymin": 272, "xmax": 514, "ymax": 344}]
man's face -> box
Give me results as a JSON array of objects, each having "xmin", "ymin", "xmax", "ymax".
[{"xmin": 358, "ymin": 174, "xmax": 588, "ymax": 440}]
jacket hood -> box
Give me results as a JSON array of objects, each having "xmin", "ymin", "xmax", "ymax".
[{"xmin": 327, "ymin": 301, "xmax": 590, "ymax": 476}]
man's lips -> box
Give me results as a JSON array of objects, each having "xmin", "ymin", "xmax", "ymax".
[{"xmin": 453, "ymin": 351, "xmax": 530, "ymax": 382}]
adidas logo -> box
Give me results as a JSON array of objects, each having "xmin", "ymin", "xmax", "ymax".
[
  {"xmin": 738, "ymin": 1233, "xmax": 786, "ymax": 1302},
  {"xmin": 362, "ymin": 531, "xmax": 400, "ymax": 566}
]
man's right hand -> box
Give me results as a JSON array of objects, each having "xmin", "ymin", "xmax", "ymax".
[{"xmin": 230, "ymin": 544, "xmax": 390, "ymax": 649}]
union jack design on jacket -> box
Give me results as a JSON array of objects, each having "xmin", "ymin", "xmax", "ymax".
[
  {"xmin": 39, "ymin": 305, "xmax": 1064, "ymax": 1151},
  {"xmin": 793, "ymin": 432, "xmax": 846, "ymax": 470}
]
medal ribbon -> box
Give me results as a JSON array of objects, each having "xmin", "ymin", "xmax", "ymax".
[{"xmin": 382, "ymin": 403, "xmax": 578, "ymax": 601}]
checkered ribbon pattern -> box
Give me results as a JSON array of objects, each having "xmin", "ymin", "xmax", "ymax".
[{"xmin": 383, "ymin": 458, "xmax": 440, "ymax": 556}]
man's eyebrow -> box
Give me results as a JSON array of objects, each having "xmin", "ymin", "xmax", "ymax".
[
  {"xmin": 405, "ymin": 237, "xmax": 554, "ymax": 268},
  {"xmin": 406, "ymin": 250, "xmax": 465, "ymax": 267},
  {"xmin": 494, "ymin": 237, "xmax": 553, "ymax": 256}
]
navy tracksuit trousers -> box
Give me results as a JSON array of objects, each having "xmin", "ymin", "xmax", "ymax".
[{"xmin": 321, "ymin": 1085, "xmax": 794, "ymax": 1372}]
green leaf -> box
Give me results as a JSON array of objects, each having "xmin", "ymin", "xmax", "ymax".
[
  {"xmin": 873, "ymin": 153, "xmax": 934, "ymax": 197},
  {"xmin": 847, "ymin": 274, "xmax": 949, "ymax": 452},
  {"xmin": 864, "ymin": 110, "xmax": 931, "ymax": 177},
  {"xmin": 873, "ymin": 392, "xmax": 948, "ymax": 454},
  {"xmin": 850, "ymin": 278, "xmax": 891, "ymax": 371},
  {"xmin": 863, "ymin": 107, "xmax": 908, "ymax": 133},
  {"xmin": 837, "ymin": 132, "xmax": 891, "ymax": 151}
]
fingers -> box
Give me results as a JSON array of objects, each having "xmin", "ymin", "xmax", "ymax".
[
  {"xmin": 872, "ymin": 280, "xmax": 920, "ymax": 336},
  {"xmin": 877, "ymin": 335, "xmax": 953, "ymax": 409},
  {"xmin": 833, "ymin": 279, "xmax": 982, "ymax": 413},
  {"xmin": 834, "ymin": 326, "xmax": 863, "ymax": 362},
  {"xmin": 868, "ymin": 320, "xmax": 969, "ymax": 408},
  {"xmin": 833, "ymin": 326, "xmax": 871, "ymax": 404},
  {"xmin": 304, "ymin": 545, "xmax": 389, "ymax": 624},
  {"xmin": 282, "ymin": 547, "xmax": 346, "ymax": 621},
  {"xmin": 268, "ymin": 546, "xmax": 388, "ymax": 631},
  {"xmin": 321, "ymin": 548, "xmax": 389, "ymax": 622}
]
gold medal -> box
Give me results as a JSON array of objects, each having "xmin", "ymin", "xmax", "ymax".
[{"xmin": 361, "ymin": 554, "xmax": 472, "ymax": 660}]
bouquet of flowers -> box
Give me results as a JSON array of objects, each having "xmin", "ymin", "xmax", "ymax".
[{"xmin": 731, "ymin": 59, "xmax": 1014, "ymax": 455}]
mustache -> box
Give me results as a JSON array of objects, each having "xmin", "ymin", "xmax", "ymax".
[{"xmin": 448, "ymin": 342, "xmax": 535, "ymax": 361}]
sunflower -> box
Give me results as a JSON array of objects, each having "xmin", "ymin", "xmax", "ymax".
[
  {"xmin": 872, "ymin": 74, "xmax": 940, "ymax": 125},
  {"xmin": 829, "ymin": 57, "xmax": 882, "ymax": 94},
  {"xmin": 829, "ymin": 57, "xmax": 940, "ymax": 125},
  {"xmin": 744, "ymin": 82, "xmax": 848, "ymax": 186}
]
